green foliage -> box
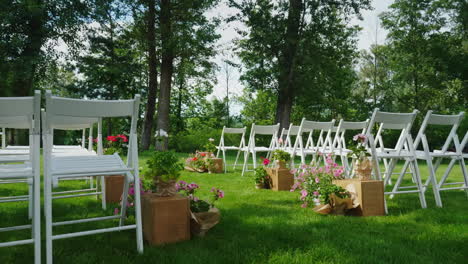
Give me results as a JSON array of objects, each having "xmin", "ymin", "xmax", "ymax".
[
  {"xmin": 144, "ymin": 151, "xmax": 183, "ymax": 182},
  {"xmin": 254, "ymin": 167, "xmax": 269, "ymax": 185},
  {"xmin": 190, "ymin": 199, "xmax": 211, "ymax": 213},
  {"xmin": 272, "ymin": 149, "xmax": 291, "ymax": 162}
]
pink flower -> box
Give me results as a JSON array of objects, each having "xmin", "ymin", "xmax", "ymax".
[
  {"xmin": 315, "ymin": 177, "xmax": 320, "ymax": 183},
  {"xmin": 300, "ymin": 190, "xmax": 308, "ymax": 200},
  {"xmin": 301, "ymin": 203, "xmax": 308, "ymax": 208},
  {"xmin": 188, "ymin": 183, "xmax": 199, "ymax": 190},
  {"xmin": 128, "ymin": 187, "xmax": 135, "ymax": 196},
  {"xmin": 263, "ymin": 158, "xmax": 270, "ymax": 166},
  {"xmin": 114, "ymin": 208, "xmax": 120, "ymax": 215},
  {"xmin": 218, "ymin": 190, "xmax": 225, "ymax": 199},
  {"xmin": 353, "ymin": 133, "xmax": 367, "ymax": 143},
  {"xmin": 278, "ymin": 138, "xmax": 283, "ymax": 145},
  {"xmin": 313, "ymin": 191, "xmax": 319, "ymax": 196}
]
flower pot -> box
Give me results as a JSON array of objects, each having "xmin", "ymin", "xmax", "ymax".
[
  {"xmin": 154, "ymin": 178, "xmax": 177, "ymax": 197},
  {"xmin": 354, "ymin": 158, "xmax": 373, "ymax": 180},
  {"xmin": 142, "ymin": 193, "xmax": 190, "ymax": 245},
  {"xmin": 207, "ymin": 158, "xmax": 223, "ymax": 173},
  {"xmin": 190, "ymin": 207, "xmax": 221, "ymax": 237},
  {"xmin": 265, "ymin": 167, "xmax": 293, "ymax": 191}
]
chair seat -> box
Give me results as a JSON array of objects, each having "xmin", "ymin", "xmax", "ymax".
[
  {"xmin": 241, "ymin": 146, "xmax": 274, "ymax": 152},
  {"xmin": 0, "ymin": 154, "xmax": 30, "ymax": 163},
  {"xmin": 5, "ymin": 145, "xmax": 30, "ymax": 150},
  {"xmin": 0, "ymin": 163, "xmax": 33, "ymax": 178},
  {"xmin": 414, "ymin": 150, "xmax": 463, "ymax": 158},
  {"xmin": 374, "ymin": 150, "xmax": 414, "ymax": 158},
  {"xmin": 216, "ymin": 146, "xmax": 240, "ymax": 150},
  {"xmin": 51, "ymin": 154, "xmax": 131, "ymax": 178},
  {"xmin": 0, "ymin": 149, "xmax": 29, "ymax": 155}
]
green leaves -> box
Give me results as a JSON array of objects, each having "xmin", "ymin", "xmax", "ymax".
[{"xmin": 144, "ymin": 151, "xmax": 184, "ymax": 181}]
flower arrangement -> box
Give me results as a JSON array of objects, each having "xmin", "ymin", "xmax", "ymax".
[
  {"xmin": 348, "ymin": 133, "xmax": 370, "ymax": 160},
  {"xmin": 186, "ymin": 152, "xmax": 209, "ymax": 172},
  {"xmin": 176, "ymin": 180, "xmax": 224, "ymax": 213},
  {"xmin": 271, "ymin": 149, "xmax": 291, "ymax": 168},
  {"xmin": 348, "ymin": 133, "xmax": 373, "ymax": 180},
  {"xmin": 203, "ymin": 138, "xmax": 217, "ymax": 154},
  {"xmin": 291, "ymin": 155, "xmax": 350, "ymax": 212},
  {"xmin": 104, "ymin": 134, "xmax": 128, "ymax": 155},
  {"xmin": 144, "ymin": 151, "xmax": 184, "ymax": 196}
]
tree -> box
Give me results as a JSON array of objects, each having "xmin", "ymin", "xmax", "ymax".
[
  {"xmin": 230, "ymin": 0, "xmax": 371, "ymax": 129},
  {"xmin": 141, "ymin": 0, "xmax": 158, "ymax": 150}
]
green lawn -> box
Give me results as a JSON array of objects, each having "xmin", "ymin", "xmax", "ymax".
[{"xmin": 1, "ymin": 152, "xmax": 467, "ymax": 263}]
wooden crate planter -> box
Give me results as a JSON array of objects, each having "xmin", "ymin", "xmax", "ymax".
[
  {"xmin": 265, "ymin": 167, "xmax": 294, "ymax": 191},
  {"xmin": 333, "ymin": 179, "xmax": 385, "ymax": 216},
  {"xmin": 104, "ymin": 175, "xmax": 125, "ymax": 203},
  {"xmin": 208, "ymin": 158, "xmax": 223, "ymax": 173},
  {"xmin": 141, "ymin": 193, "xmax": 190, "ymax": 245}
]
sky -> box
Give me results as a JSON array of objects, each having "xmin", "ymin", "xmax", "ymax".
[{"xmin": 209, "ymin": 0, "xmax": 394, "ymax": 114}]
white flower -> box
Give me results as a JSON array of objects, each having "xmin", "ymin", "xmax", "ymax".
[
  {"xmin": 313, "ymin": 198, "xmax": 321, "ymax": 205},
  {"xmin": 209, "ymin": 138, "xmax": 215, "ymax": 142}
]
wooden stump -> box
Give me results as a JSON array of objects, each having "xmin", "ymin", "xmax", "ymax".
[
  {"xmin": 141, "ymin": 193, "xmax": 190, "ymax": 245},
  {"xmin": 265, "ymin": 168, "xmax": 294, "ymax": 191},
  {"xmin": 104, "ymin": 175, "xmax": 125, "ymax": 203},
  {"xmin": 333, "ymin": 179, "xmax": 385, "ymax": 216}
]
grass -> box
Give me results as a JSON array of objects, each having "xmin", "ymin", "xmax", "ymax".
[{"xmin": 1, "ymin": 151, "xmax": 467, "ymax": 263}]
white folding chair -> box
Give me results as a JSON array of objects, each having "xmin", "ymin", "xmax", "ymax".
[
  {"xmin": 241, "ymin": 123, "xmax": 280, "ymax": 176},
  {"xmin": 216, "ymin": 126, "xmax": 246, "ymax": 172},
  {"xmin": 366, "ymin": 109, "xmax": 427, "ymax": 210},
  {"xmin": 290, "ymin": 118, "xmax": 335, "ymax": 166},
  {"xmin": 43, "ymin": 91, "xmax": 143, "ymax": 263},
  {"xmin": 395, "ymin": 111, "xmax": 467, "ymax": 207},
  {"xmin": 279, "ymin": 124, "xmax": 300, "ymax": 152},
  {"xmin": 0, "ymin": 127, "xmax": 5, "ymax": 149},
  {"xmin": 332, "ymin": 119, "xmax": 369, "ymax": 177},
  {"xmin": 0, "ymin": 91, "xmax": 41, "ymax": 264}
]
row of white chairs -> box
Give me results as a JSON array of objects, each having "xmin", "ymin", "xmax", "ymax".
[
  {"xmin": 216, "ymin": 109, "xmax": 468, "ymax": 211},
  {"xmin": 0, "ymin": 91, "xmax": 143, "ymax": 264}
]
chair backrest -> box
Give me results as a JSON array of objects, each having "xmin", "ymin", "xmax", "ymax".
[
  {"xmin": 281, "ymin": 124, "xmax": 300, "ymax": 150},
  {"xmin": 414, "ymin": 111, "xmax": 465, "ymax": 153},
  {"xmin": 333, "ymin": 119, "xmax": 369, "ymax": 151},
  {"xmin": 218, "ymin": 126, "xmax": 247, "ymax": 149},
  {"xmin": 366, "ymin": 108, "xmax": 418, "ymax": 152},
  {"xmin": 44, "ymin": 91, "xmax": 140, "ymax": 163},
  {"xmin": 0, "ymin": 91, "xmax": 41, "ymax": 163},
  {"xmin": 291, "ymin": 119, "xmax": 335, "ymax": 156},
  {"xmin": 247, "ymin": 123, "xmax": 280, "ymax": 149}
]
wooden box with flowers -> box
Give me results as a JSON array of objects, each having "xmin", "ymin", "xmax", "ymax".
[
  {"xmin": 176, "ymin": 181, "xmax": 224, "ymax": 237},
  {"xmin": 141, "ymin": 151, "xmax": 191, "ymax": 245},
  {"xmin": 265, "ymin": 150, "xmax": 294, "ymax": 191},
  {"xmin": 185, "ymin": 138, "xmax": 223, "ymax": 173},
  {"xmin": 103, "ymin": 134, "xmax": 128, "ymax": 203}
]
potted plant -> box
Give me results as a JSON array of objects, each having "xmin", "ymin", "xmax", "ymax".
[
  {"xmin": 254, "ymin": 166, "xmax": 270, "ymax": 189},
  {"xmin": 291, "ymin": 155, "xmax": 354, "ymax": 215},
  {"xmin": 185, "ymin": 138, "xmax": 223, "ymax": 173},
  {"xmin": 176, "ymin": 181, "xmax": 224, "ymax": 236},
  {"xmin": 271, "ymin": 149, "xmax": 291, "ymax": 169},
  {"xmin": 185, "ymin": 152, "xmax": 208, "ymax": 172},
  {"xmin": 103, "ymin": 134, "xmax": 129, "ymax": 203},
  {"xmin": 144, "ymin": 151, "xmax": 184, "ymax": 197},
  {"xmin": 348, "ymin": 133, "xmax": 372, "ymax": 180}
]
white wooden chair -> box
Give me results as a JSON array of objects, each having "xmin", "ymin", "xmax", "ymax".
[
  {"xmin": 43, "ymin": 91, "xmax": 143, "ymax": 263},
  {"xmin": 365, "ymin": 109, "xmax": 426, "ymax": 211},
  {"xmin": 216, "ymin": 126, "xmax": 246, "ymax": 172},
  {"xmin": 395, "ymin": 111, "xmax": 467, "ymax": 207},
  {"xmin": 332, "ymin": 119, "xmax": 369, "ymax": 177},
  {"xmin": 0, "ymin": 91, "xmax": 41, "ymax": 264},
  {"xmin": 279, "ymin": 124, "xmax": 300, "ymax": 152},
  {"xmin": 241, "ymin": 123, "xmax": 280, "ymax": 176},
  {"xmin": 290, "ymin": 118, "xmax": 335, "ymax": 166}
]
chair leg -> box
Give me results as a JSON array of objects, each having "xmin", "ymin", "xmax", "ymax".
[
  {"xmin": 45, "ymin": 177, "xmax": 53, "ymax": 264},
  {"xmin": 132, "ymin": 175, "xmax": 144, "ymax": 254},
  {"xmin": 28, "ymin": 183, "xmax": 33, "ymax": 220},
  {"xmin": 119, "ymin": 175, "xmax": 130, "ymax": 227},
  {"xmin": 222, "ymin": 149, "xmax": 227, "ymax": 173},
  {"xmin": 425, "ymin": 157, "xmax": 443, "ymax": 207},
  {"xmin": 411, "ymin": 160, "xmax": 427, "ymax": 209},
  {"xmin": 241, "ymin": 151, "xmax": 249, "ymax": 177},
  {"xmin": 252, "ymin": 151, "xmax": 257, "ymax": 169},
  {"xmin": 438, "ymin": 159, "xmax": 456, "ymax": 188},
  {"xmin": 33, "ymin": 177, "xmax": 41, "ymax": 264},
  {"xmin": 101, "ymin": 176, "xmax": 106, "ymax": 210},
  {"xmin": 459, "ymin": 158, "xmax": 468, "ymax": 197},
  {"xmin": 233, "ymin": 150, "xmax": 241, "ymax": 170}
]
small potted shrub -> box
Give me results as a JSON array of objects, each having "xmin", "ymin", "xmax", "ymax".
[
  {"xmin": 254, "ymin": 164, "xmax": 270, "ymax": 189},
  {"xmin": 271, "ymin": 149, "xmax": 291, "ymax": 169},
  {"xmin": 348, "ymin": 133, "xmax": 372, "ymax": 180},
  {"xmin": 176, "ymin": 181, "xmax": 224, "ymax": 236},
  {"xmin": 144, "ymin": 151, "xmax": 184, "ymax": 197}
]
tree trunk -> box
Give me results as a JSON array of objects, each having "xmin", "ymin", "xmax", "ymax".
[
  {"xmin": 141, "ymin": 0, "xmax": 158, "ymax": 150},
  {"xmin": 275, "ymin": 0, "xmax": 302, "ymax": 130},
  {"xmin": 155, "ymin": 0, "xmax": 174, "ymax": 151}
]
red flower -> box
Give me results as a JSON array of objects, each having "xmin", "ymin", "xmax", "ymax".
[
  {"xmin": 93, "ymin": 138, "xmax": 98, "ymax": 143},
  {"xmin": 200, "ymin": 153, "xmax": 206, "ymax": 157},
  {"xmin": 116, "ymin": 134, "xmax": 128, "ymax": 142},
  {"xmin": 263, "ymin": 158, "xmax": 270, "ymax": 166},
  {"xmin": 106, "ymin": 136, "xmax": 117, "ymax": 142},
  {"xmin": 192, "ymin": 157, "xmax": 198, "ymax": 161}
]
